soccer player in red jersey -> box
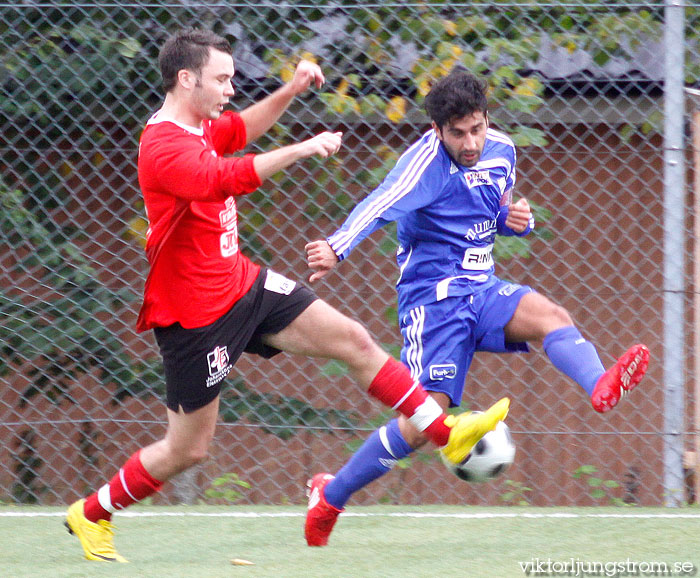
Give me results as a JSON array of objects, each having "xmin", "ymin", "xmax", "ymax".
[{"xmin": 64, "ymin": 28, "xmax": 509, "ymax": 562}]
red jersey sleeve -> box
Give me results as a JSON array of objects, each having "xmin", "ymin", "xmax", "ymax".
[
  {"xmin": 139, "ymin": 119, "xmax": 261, "ymax": 203},
  {"xmin": 210, "ymin": 111, "xmax": 248, "ymax": 155}
]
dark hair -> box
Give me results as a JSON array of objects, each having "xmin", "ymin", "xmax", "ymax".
[
  {"xmin": 159, "ymin": 28, "xmax": 232, "ymax": 93},
  {"xmin": 424, "ymin": 67, "xmax": 488, "ymax": 129}
]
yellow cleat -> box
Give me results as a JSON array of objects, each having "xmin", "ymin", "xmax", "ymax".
[
  {"xmin": 440, "ymin": 397, "xmax": 510, "ymax": 465},
  {"xmin": 65, "ymin": 499, "xmax": 128, "ymax": 563}
]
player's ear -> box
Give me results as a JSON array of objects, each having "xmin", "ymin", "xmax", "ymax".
[
  {"xmin": 178, "ymin": 68, "xmax": 197, "ymax": 90},
  {"xmin": 431, "ymin": 121, "xmax": 443, "ymax": 141}
]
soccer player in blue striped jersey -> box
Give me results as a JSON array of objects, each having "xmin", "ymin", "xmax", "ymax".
[{"xmin": 303, "ymin": 68, "xmax": 649, "ymax": 546}]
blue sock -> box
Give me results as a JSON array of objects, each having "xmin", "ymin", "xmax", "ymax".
[
  {"xmin": 543, "ymin": 326, "xmax": 605, "ymax": 396},
  {"xmin": 324, "ymin": 418, "xmax": 414, "ymax": 510}
]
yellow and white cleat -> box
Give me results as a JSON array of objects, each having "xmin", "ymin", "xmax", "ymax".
[
  {"xmin": 440, "ymin": 397, "xmax": 510, "ymax": 465},
  {"xmin": 65, "ymin": 499, "xmax": 127, "ymax": 563}
]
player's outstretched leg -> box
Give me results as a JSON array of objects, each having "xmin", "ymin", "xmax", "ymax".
[
  {"xmin": 305, "ymin": 473, "xmax": 343, "ymax": 547},
  {"xmin": 65, "ymin": 499, "xmax": 127, "ymax": 563},
  {"xmin": 304, "ymin": 400, "xmax": 508, "ymax": 546},
  {"xmin": 439, "ymin": 397, "xmax": 510, "ymax": 465},
  {"xmin": 305, "ymin": 418, "xmax": 415, "ymax": 546},
  {"xmin": 591, "ymin": 344, "xmax": 650, "ymax": 413}
]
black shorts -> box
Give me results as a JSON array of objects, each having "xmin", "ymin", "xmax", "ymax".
[{"xmin": 154, "ymin": 269, "xmax": 317, "ymax": 413}]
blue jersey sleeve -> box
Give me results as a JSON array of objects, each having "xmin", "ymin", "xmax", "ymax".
[
  {"xmin": 493, "ymin": 134, "xmax": 532, "ymax": 236},
  {"xmin": 328, "ymin": 132, "xmax": 445, "ymax": 260},
  {"xmin": 496, "ymin": 205, "xmax": 535, "ymax": 237}
]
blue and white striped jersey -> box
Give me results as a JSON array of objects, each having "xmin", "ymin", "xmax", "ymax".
[{"xmin": 327, "ymin": 127, "xmax": 532, "ymax": 312}]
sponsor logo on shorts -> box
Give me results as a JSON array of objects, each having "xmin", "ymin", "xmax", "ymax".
[
  {"xmin": 498, "ymin": 283, "xmax": 522, "ymax": 297},
  {"xmin": 206, "ymin": 345, "xmax": 232, "ymax": 388},
  {"xmin": 264, "ymin": 270, "xmax": 296, "ymax": 295},
  {"xmin": 429, "ymin": 364, "xmax": 457, "ymax": 381}
]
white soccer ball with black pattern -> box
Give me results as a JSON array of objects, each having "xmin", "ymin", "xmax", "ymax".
[{"xmin": 445, "ymin": 420, "xmax": 516, "ymax": 483}]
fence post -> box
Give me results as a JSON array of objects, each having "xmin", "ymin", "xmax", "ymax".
[
  {"xmin": 663, "ymin": 0, "xmax": 687, "ymax": 507},
  {"xmin": 687, "ymin": 86, "xmax": 700, "ymax": 505}
]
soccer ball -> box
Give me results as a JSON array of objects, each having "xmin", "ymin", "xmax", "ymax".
[{"xmin": 444, "ymin": 420, "xmax": 515, "ymax": 483}]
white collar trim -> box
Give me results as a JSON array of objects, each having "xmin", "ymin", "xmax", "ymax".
[{"xmin": 146, "ymin": 110, "xmax": 204, "ymax": 136}]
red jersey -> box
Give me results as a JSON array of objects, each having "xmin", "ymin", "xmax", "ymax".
[{"xmin": 136, "ymin": 111, "xmax": 262, "ymax": 332}]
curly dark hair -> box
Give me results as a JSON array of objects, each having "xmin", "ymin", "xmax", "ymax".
[
  {"xmin": 159, "ymin": 28, "xmax": 232, "ymax": 93},
  {"xmin": 424, "ymin": 67, "xmax": 488, "ymax": 129}
]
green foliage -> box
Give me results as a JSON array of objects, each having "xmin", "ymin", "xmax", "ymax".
[
  {"xmin": 300, "ymin": 157, "xmax": 357, "ymax": 221},
  {"xmin": 380, "ymin": 342, "xmax": 403, "ymax": 360},
  {"xmin": 341, "ymin": 409, "xmax": 416, "ymax": 505},
  {"xmin": 11, "ymin": 428, "xmax": 45, "ymax": 504},
  {"xmin": 356, "ymin": 148, "xmax": 401, "ymax": 191},
  {"xmin": 204, "ymin": 473, "xmax": 252, "ymax": 505},
  {"xmin": 499, "ymin": 479, "xmax": 533, "ymax": 506},
  {"xmin": 0, "ymin": 14, "xmax": 155, "ymax": 132},
  {"xmin": 297, "ymin": 5, "xmax": 550, "ymax": 140},
  {"xmin": 218, "ymin": 376, "xmax": 360, "ymax": 440},
  {"xmin": 384, "ymin": 306, "xmax": 399, "ymax": 326},
  {"xmin": 573, "ymin": 465, "xmax": 626, "ymax": 506},
  {"xmin": 319, "ymin": 359, "xmax": 350, "ymax": 378},
  {"xmin": 0, "ymin": 180, "xmax": 162, "ymax": 407},
  {"xmin": 493, "ymin": 201, "xmax": 554, "ymax": 261},
  {"xmin": 236, "ymin": 187, "xmax": 275, "ymax": 264},
  {"xmin": 343, "ymin": 409, "xmax": 398, "ymax": 455},
  {"xmin": 1, "ymin": 3, "xmax": 687, "ymax": 139}
]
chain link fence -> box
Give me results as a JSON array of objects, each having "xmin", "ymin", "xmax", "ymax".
[{"xmin": 1, "ymin": 1, "xmax": 698, "ymax": 508}]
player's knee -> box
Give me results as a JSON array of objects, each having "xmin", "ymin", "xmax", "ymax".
[
  {"xmin": 548, "ymin": 302, "xmax": 573, "ymax": 328},
  {"xmin": 179, "ymin": 446, "xmax": 209, "ymax": 469},
  {"xmin": 528, "ymin": 293, "xmax": 573, "ymax": 328},
  {"xmin": 398, "ymin": 416, "xmax": 430, "ymax": 449},
  {"xmin": 190, "ymin": 445, "xmax": 210, "ymax": 464},
  {"xmin": 168, "ymin": 443, "xmax": 210, "ymax": 470},
  {"xmin": 404, "ymin": 429, "xmax": 430, "ymax": 450},
  {"xmin": 341, "ymin": 319, "xmax": 379, "ymax": 361}
]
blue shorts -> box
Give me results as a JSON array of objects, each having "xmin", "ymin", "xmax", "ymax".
[{"xmin": 399, "ymin": 279, "xmax": 532, "ymax": 407}]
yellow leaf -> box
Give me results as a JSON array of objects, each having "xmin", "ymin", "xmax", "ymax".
[
  {"xmin": 59, "ymin": 162, "xmax": 73, "ymax": 177},
  {"xmin": 367, "ymin": 14, "xmax": 382, "ymax": 33},
  {"xmin": 514, "ymin": 84, "xmax": 535, "ymax": 97},
  {"xmin": 280, "ymin": 62, "xmax": 295, "ymax": 84},
  {"xmin": 418, "ymin": 79, "xmax": 431, "ymax": 97},
  {"xmin": 337, "ymin": 78, "xmax": 350, "ymax": 97},
  {"xmin": 439, "ymin": 61, "xmax": 454, "ymax": 77},
  {"xmin": 330, "ymin": 94, "xmax": 360, "ymax": 115},
  {"xmin": 514, "ymin": 77, "xmax": 541, "ymax": 97},
  {"xmin": 127, "ymin": 216, "xmax": 148, "ymax": 248},
  {"xmin": 300, "ymin": 51, "xmax": 317, "ymax": 64},
  {"xmin": 443, "ymin": 19, "xmax": 458, "ymax": 37},
  {"xmin": 386, "ymin": 96, "xmax": 407, "ymax": 124}
]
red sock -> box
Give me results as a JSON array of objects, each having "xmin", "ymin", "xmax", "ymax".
[
  {"xmin": 83, "ymin": 450, "xmax": 164, "ymax": 523},
  {"xmin": 367, "ymin": 358, "xmax": 451, "ymax": 446}
]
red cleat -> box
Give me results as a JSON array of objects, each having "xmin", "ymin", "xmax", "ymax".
[
  {"xmin": 591, "ymin": 344, "xmax": 650, "ymax": 413},
  {"xmin": 305, "ymin": 473, "xmax": 343, "ymax": 547}
]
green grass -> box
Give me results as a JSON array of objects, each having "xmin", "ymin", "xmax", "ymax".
[{"xmin": 1, "ymin": 505, "xmax": 699, "ymax": 577}]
